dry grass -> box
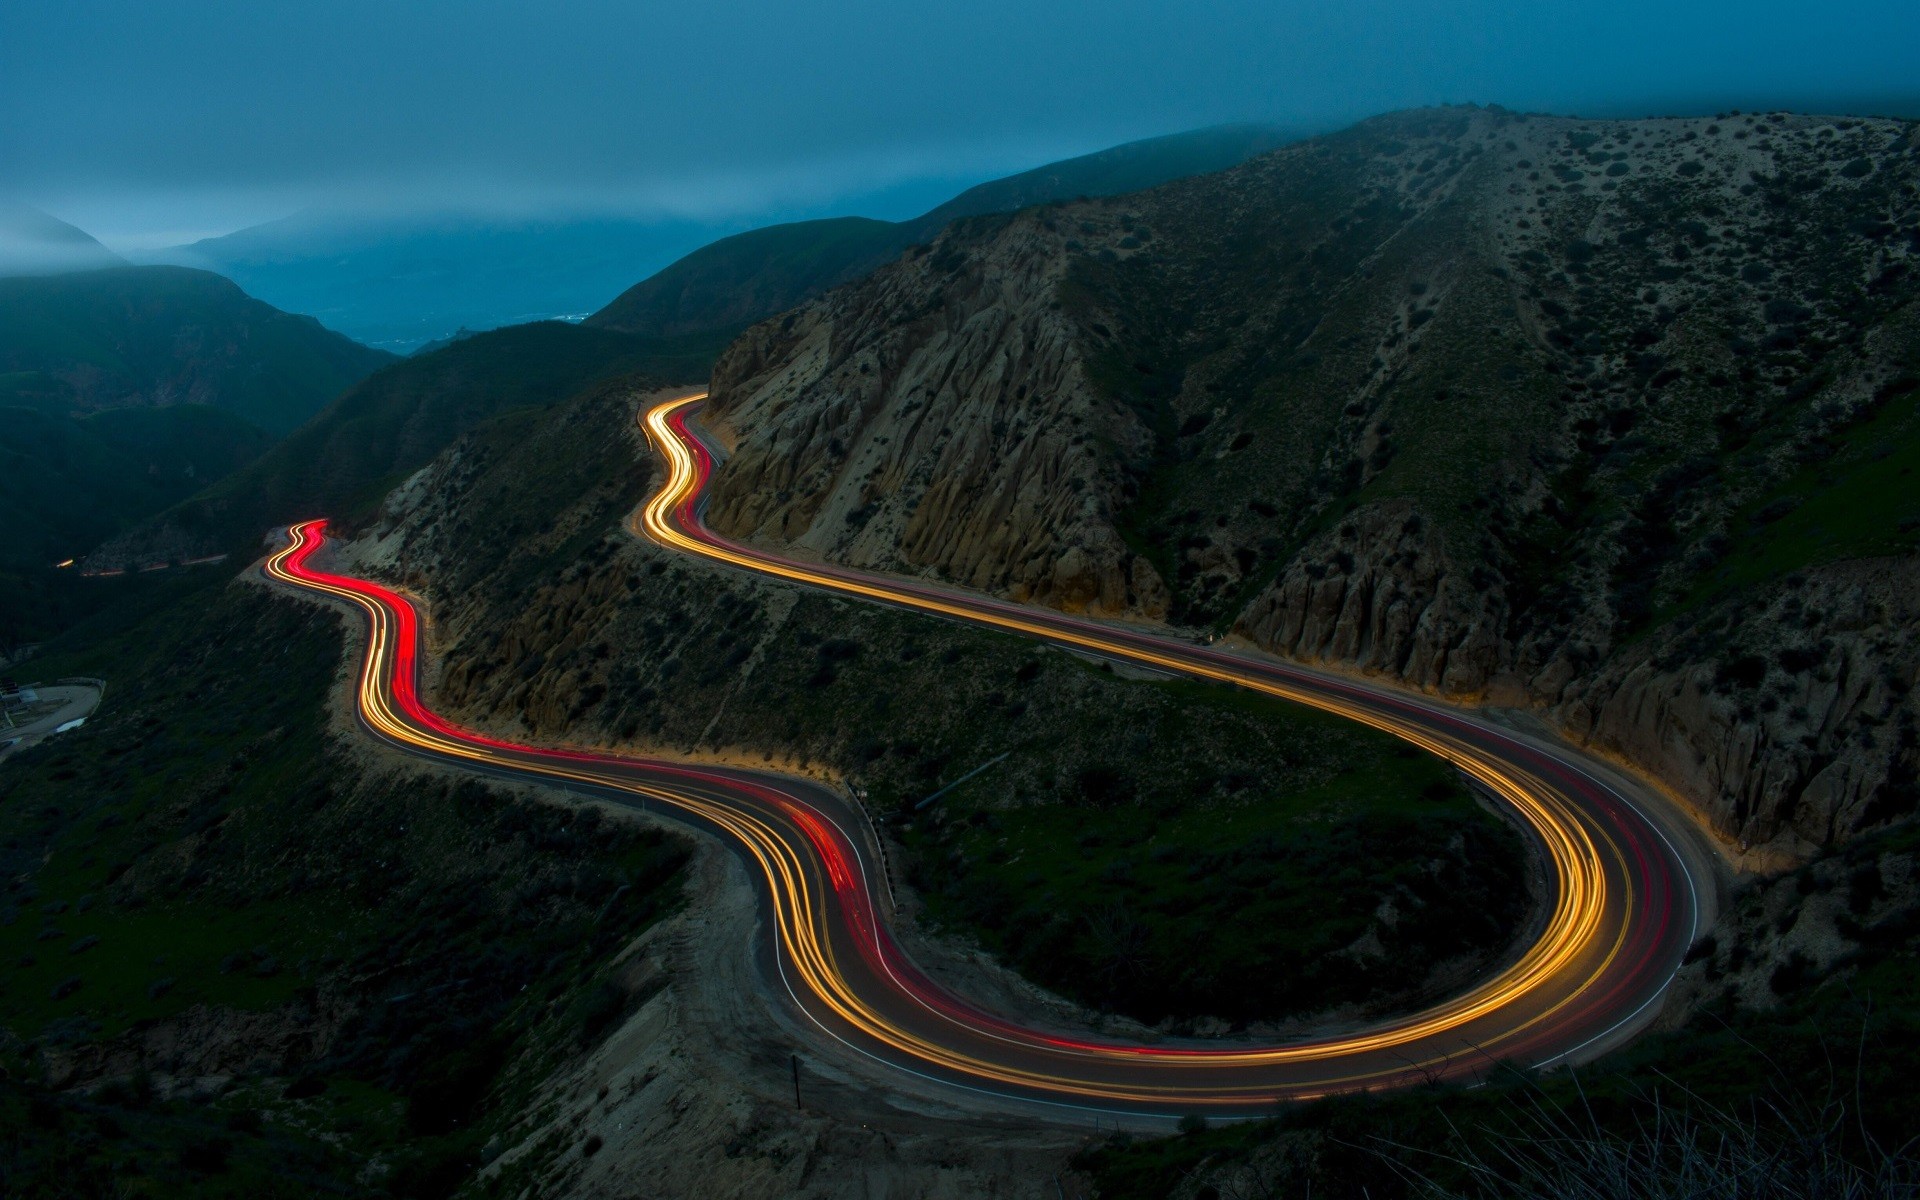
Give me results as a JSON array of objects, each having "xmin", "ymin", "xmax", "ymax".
[{"xmin": 1404, "ymin": 1079, "xmax": 1918, "ymax": 1200}]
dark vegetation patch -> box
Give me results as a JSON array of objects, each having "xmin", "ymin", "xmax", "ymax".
[
  {"xmin": 0, "ymin": 582, "xmax": 688, "ymax": 1195},
  {"xmin": 1667, "ymin": 370, "xmax": 1920, "ymax": 618},
  {"xmin": 900, "ymin": 685, "xmax": 1528, "ymax": 1024},
  {"xmin": 0, "ymin": 405, "xmax": 273, "ymax": 650},
  {"xmin": 111, "ymin": 319, "xmax": 726, "ymax": 573},
  {"xmin": 1076, "ymin": 824, "xmax": 1920, "ymax": 1198}
]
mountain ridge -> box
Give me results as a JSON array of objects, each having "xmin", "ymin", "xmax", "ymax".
[
  {"xmin": 699, "ymin": 104, "xmax": 1920, "ymax": 857},
  {"xmin": 0, "ymin": 202, "xmax": 126, "ymax": 277},
  {"xmin": 584, "ymin": 123, "xmax": 1300, "ymax": 340},
  {"xmin": 0, "ymin": 264, "xmax": 392, "ymax": 434},
  {"xmin": 85, "ymin": 321, "xmax": 727, "ymax": 574}
]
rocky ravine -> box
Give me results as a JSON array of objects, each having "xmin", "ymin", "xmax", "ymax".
[
  {"xmin": 699, "ymin": 105, "xmax": 1920, "ymax": 857},
  {"xmin": 702, "ymin": 216, "xmax": 1166, "ymax": 616}
]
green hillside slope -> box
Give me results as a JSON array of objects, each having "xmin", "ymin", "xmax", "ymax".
[
  {"xmin": 0, "ymin": 266, "xmax": 392, "ymax": 435},
  {"xmin": 0, "ymin": 406, "xmax": 270, "ymax": 571},
  {"xmin": 0, "ymin": 579, "xmax": 688, "ymax": 1194}
]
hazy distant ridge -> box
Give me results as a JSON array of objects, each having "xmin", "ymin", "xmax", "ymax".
[
  {"xmin": 0, "ymin": 202, "xmax": 126, "ymax": 277},
  {"xmin": 586, "ymin": 124, "xmax": 1299, "ymax": 340}
]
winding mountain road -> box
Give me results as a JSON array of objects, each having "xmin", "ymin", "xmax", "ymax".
[{"xmin": 261, "ymin": 391, "xmax": 1714, "ymax": 1120}]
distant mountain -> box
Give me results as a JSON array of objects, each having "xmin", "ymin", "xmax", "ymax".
[
  {"xmin": 584, "ymin": 217, "xmax": 909, "ymax": 342},
  {"xmin": 587, "ymin": 124, "xmax": 1299, "ymax": 339},
  {"xmin": 153, "ymin": 211, "xmax": 739, "ymax": 352},
  {"xmin": 92, "ymin": 319, "xmax": 727, "ymax": 572},
  {"xmin": 0, "ymin": 265, "xmax": 392, "ymax": 435},
  {"xmin": 0, "ymin": 202, "xmax": 125, "ymax": 277},
  {"xmin": 147, "ymin": 124, "xmax": 1300, "ymax": 354}
]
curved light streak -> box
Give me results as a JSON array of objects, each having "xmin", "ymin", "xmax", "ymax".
[{"xmin": 259, "ymin": 391, "xmax": 1700, "ymax": 1117}]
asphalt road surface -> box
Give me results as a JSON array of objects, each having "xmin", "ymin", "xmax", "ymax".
[
  {"xmin": 0, "ymin": 683, "xmax": 103, "ymax": 762},
  {"xmin": 259, "ymin": 391, "xmax": 1715, "ymax": 1121}
]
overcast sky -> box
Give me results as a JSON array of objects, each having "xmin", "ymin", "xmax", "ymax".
[{"xmin": 6, "ymin": 0, "xmax": 1916, "ymax": 248}]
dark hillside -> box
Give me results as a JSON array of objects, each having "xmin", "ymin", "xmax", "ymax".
[
  {"xmin": 0, "ymin": 406, "xmax": 270, "ymax": 570},
  {"xmin": 0, "ymin": 404, "xmax": 272, "ymax": 648},
  {"xmin": 917, "ymin": 122, "xmax": 1298, "ymax": 227},
  {"xmin": 0, "ymin": 266, "xmax": 392, "ymax": 434},
  {"xmin": 0, "ymin": 263, "xmax": 393, "ymax": 642},
  {"xmin": 89, "ymin": 320, "xmax": 727, "ymax": 572},
  {"xmin": 0, "ymin": 581, "xmax": 687, "ymax": 1195}
]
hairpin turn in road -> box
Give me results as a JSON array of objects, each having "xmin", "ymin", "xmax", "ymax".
[{"xmin": 261, "ymin": 391, "xmax": 1712, "ymax": 1119}]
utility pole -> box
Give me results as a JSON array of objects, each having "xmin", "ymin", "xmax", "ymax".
[{"xmin": 791, "ymin": 1053, "xmax": 803, "ymax": 1110}]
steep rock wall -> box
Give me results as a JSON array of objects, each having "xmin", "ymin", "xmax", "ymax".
[
  {"xmin": 1564, "ymin": 557, "xmax": 1920, "ymax": 852},
  {"xmin": 703, "ymin": 214, "xmax": 1166, "ymax": 615},
  {"xmin": 1235, "ymin": 505, "xmax": 1511, "ymax": 696}
]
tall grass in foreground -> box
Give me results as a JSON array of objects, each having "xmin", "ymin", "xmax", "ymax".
[{"xmin": 1407, "ymin": 1086, "xmax": 1918, "ymax": 1200}]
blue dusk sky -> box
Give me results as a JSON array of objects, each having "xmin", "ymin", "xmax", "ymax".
[{"xmin": 4, "ymin": 0, "xmax": 1916, "ymax": 247}]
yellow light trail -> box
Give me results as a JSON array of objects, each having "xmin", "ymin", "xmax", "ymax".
[{"xmin": 256, "ymin": 391, "xmax": 1700, "ymax": 1118}]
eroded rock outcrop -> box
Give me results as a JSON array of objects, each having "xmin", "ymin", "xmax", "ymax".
[
  {"xmin": 1564, "ymin": 557, "xmax": 1920, "ymax": 852},
  {"xmin": 1235, "ymin": 505, "xmax": 1510, "ymax": 697},
  {"xmin": 703, "ymin": 213, "xmax": 1167, "ymax": 616},
  {"xmin": 1235, "ymin": 515, "xmax": 1920, "ymax": 855}
]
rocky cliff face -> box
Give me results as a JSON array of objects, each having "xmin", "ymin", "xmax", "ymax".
[
  {"xmin": 703, "ymin": 214, "xmax": 1166, "ymax": 614},
  {"xmin": 1565, "ymin": 557, "xmax": 1920, "ymax": 851},
  {"xmin": 693, "ymin": 106, "xmax": 1920, "ymax": 854},
  {"xmin": 1235, "ymin": 503, "xmax": 1510, "ymax": 696}
]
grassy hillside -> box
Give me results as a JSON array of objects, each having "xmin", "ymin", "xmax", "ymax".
[
  {"xmin": 96, "ymin": 320, "xmax": 727, "ymax": 571},
  {"xmin": 587, "ymin": 123, "xmax": 1297, "ymax": 339},
  {"xmin": 0, "ymin": 579, "xmax": 688, "ymax": 1196},
  {"xmin": 0, "ymin": 404, "xmax": 273, "ymax": 650},
  {"xmin": 0, "ymin": 266, "xmax": 392, "ymax": 435}
]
